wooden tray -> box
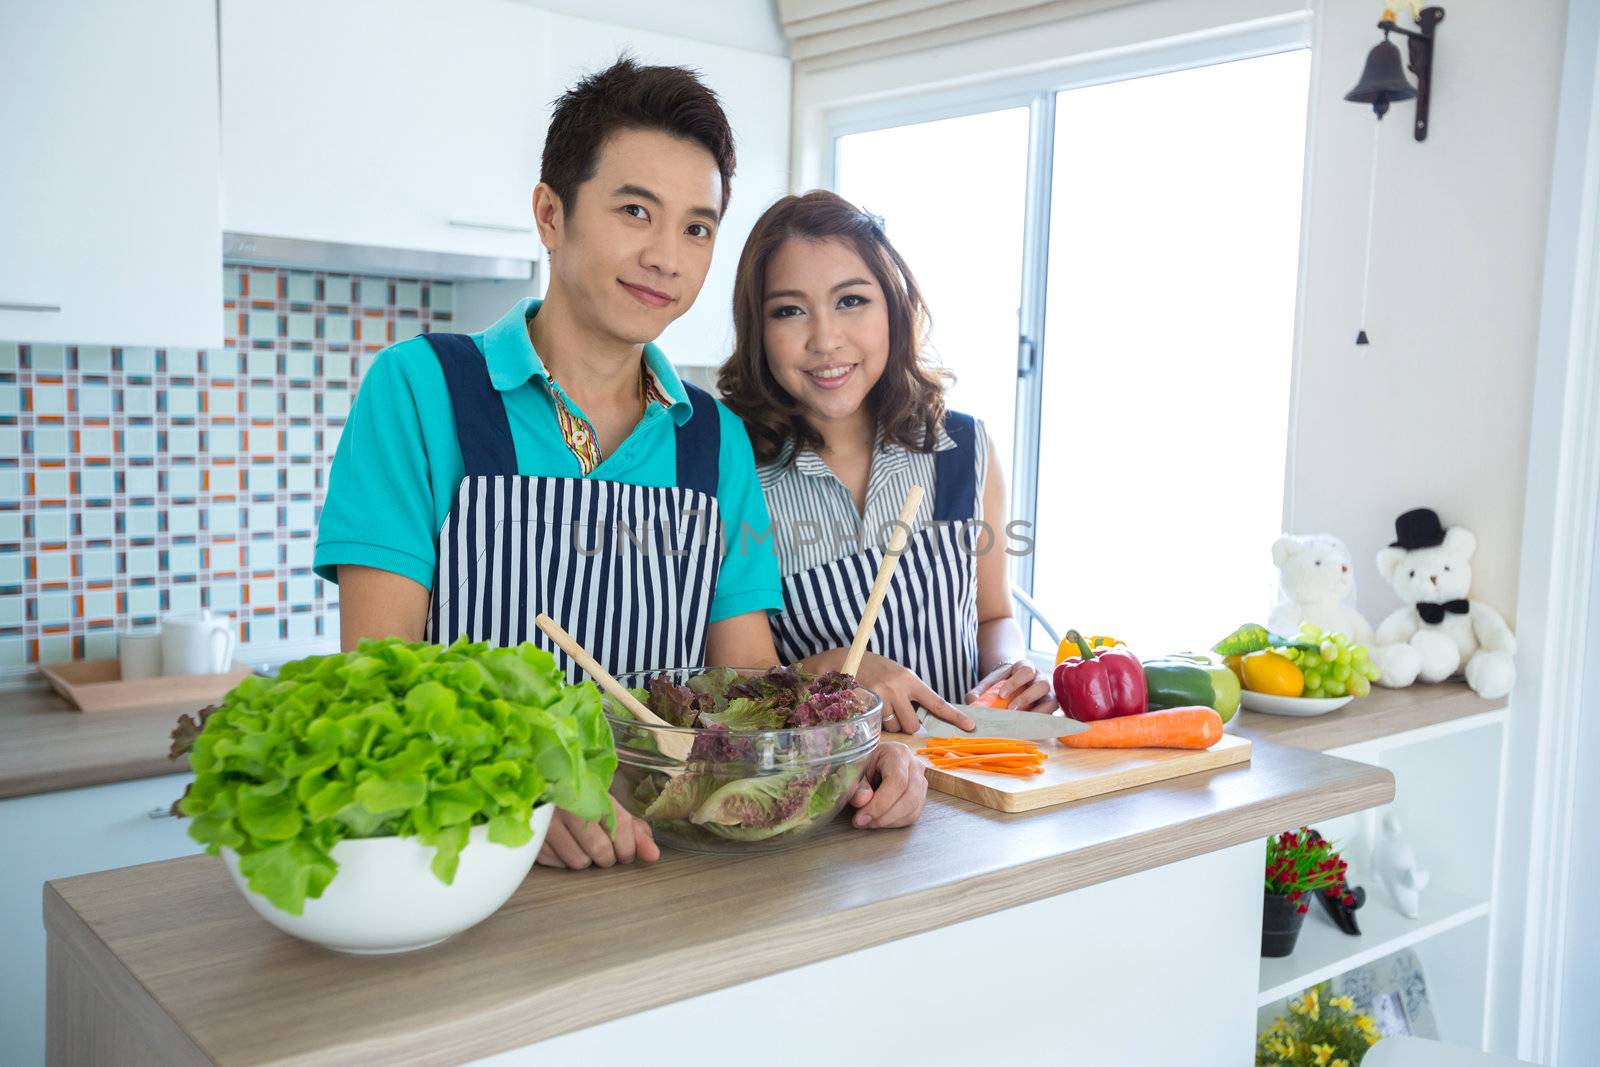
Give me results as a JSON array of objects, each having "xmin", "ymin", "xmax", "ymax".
[
  {"xmin": 39, "ymin": 659, "xmax": 255, "ymax": 713},
  {"xmin": 885, "ymin": 731, "xmax": 1252, "ymax": 813}
]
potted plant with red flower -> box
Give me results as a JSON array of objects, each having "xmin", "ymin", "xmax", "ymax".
[{"xmin": 1262, "ymin": 827, "xmax": 1356, "ymax": 957}]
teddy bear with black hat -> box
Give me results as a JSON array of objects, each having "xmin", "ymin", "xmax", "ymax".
[{"xmin": 1371, "ymin": 507, "xmax": 1518, "ymax": 699}]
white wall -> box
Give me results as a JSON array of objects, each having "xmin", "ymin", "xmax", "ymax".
[
  {"xmin": 790, "ymin": 0, "xmax": 1569, "ymax": 627},
  {"xmin": 1289, "ymin": 0, "xmax": 1568, "ymax": 627}
]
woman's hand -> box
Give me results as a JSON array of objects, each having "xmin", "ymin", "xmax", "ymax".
[
  {"xmin": 536, "ymin": 796, "xmax": 661, "ymax": 870},
  {"xmin": 853, "ymin": 651, "xmax": 974, "ymax": 734},
  {"xmin": 849, "ymin": 742, "xmax": 927, "ymax": 829},
  {"xmin": 968, "ymin": 660, "xmax": 1058, "ymax": 712}
]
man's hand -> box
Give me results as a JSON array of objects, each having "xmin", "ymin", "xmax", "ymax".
[
  {"xmin": 536, "ymin": 796, "xmax": 661, "ymax": 869},
  {"xmin": 848, "ymin": 742, "xmax": 928, "ymax": 829},
  {"xmin": 854, "ymin": 651, "xmax": 975, "ymax": 734}
]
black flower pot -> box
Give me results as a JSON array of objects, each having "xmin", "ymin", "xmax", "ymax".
[{"xmin": 1262, "ymin": 891, "xmax": 1307, "ymax": 957}]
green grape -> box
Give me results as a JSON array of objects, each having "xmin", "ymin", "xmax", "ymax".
[
  {"xmin": 1304, "ymin": 668, "xmax": 1323, "ymax": 688},
  {"xmin": 1324, "ymin": 679, "xmax": 1347, "ymax": 697},
  {"xmin": 1332, "ymin": 662, "xmax": 1351, "ymax": 683},
  {"xmin": 1350, "ymin": 674, "xmax": 1372, "ymax": 698},
  {"xmin": 1304, "ymin": 685, "xmax": 1326, "ymax": 699},
  {"xmin": 1320, "ymin": 641, "xmax": 1338, "ymax": 662},
  {"xmin": 1299, "ymin": 623, "xmax": 1319, "ymax": 638},
  {"xmin": 1352, "ymin": 646, "xmax": 1370, "ymax": 667},
  {"xmin": 1363, "ymin": 661, "xmax": 1381, "ymax": 681}
]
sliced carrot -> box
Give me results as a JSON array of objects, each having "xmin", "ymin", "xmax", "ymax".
[
  {"xmin": 920, "ymin": 737, "xmax": 1041, "ymax": 748},
  {"xmin": 926, "ymin": 755, "xmax": 1046, "ymax": 768},
  {"xmin": 1057, "ymin": 707, "xmax": 1223, "ymax": 750}
]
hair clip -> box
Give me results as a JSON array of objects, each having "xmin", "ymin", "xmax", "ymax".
[{"xmin": 861, "ymin": 210, "xmax": 886, "ymax": 236}]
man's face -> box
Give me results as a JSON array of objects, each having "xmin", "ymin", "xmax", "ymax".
[{"xmin": 539, "ymin": 127, "xmax": 723, "ymax": 346}]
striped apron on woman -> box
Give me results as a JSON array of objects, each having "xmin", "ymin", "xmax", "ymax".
[
  {"xmin": 420, "ymin": 333, "xmax": 723, "ymax": 680},
  {"xmin": 768, "ymin": 412, "xmax": 981, "ymax": 702}
]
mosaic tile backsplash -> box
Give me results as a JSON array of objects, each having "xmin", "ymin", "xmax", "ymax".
[{"xmin": 0, "ymin": 267, "xmax": 455, "ymax": 670}]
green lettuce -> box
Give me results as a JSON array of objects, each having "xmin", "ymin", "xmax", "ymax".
[
  {"xmin": 170, "ymin": 638, "xmax": 616, "ymax": 916},
  {"xmin": 697, "ymin": 696, "xmax": 788, "ymax": 732}
]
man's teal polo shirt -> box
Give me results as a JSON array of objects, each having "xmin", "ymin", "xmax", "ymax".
[{"xmin": 314, "ymin": 298, "xmax": 781, "ymax": 624}]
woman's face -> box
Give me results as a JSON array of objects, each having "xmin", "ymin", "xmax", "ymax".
[{"xmin": 761, "ymin": 237, "xmax": 890, "ymax": 427}]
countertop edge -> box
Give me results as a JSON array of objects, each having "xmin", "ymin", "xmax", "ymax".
[
  {"xmin": 0, "ymin": 756, "xmax": 188, "ymax": 802},
  {"xmin": 44, "ymin": 882, "xmax": 214, "ymax": 1066}
]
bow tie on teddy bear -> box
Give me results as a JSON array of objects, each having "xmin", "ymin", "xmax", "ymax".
[{"xmin": 1416, "ymin": 599, "xmax": 1470, "ymax": 625}]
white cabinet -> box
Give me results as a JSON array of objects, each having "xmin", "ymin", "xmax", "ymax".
[
  {"xmin": 544, "ymin": 15, "xmax": 793, "ymax": 365},
  {"xmin": 0, "ymin": 0, "xmax": 223, "ymax": 348},
  {"xmin": 220, "ymin": 0, "xmax": 550, "ymax": 263},
  {"xmin": 1, "ymin": 772, "xmax": 201, "ymax": 1067}
]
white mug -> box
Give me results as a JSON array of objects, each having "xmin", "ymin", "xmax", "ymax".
[
  {"xmin": 118, "ymin": 630, "xmax": 164, "ymax": 680},
  {"xmin": 160, "ymin": 611, "xmax": 238, "ymax": 676}
]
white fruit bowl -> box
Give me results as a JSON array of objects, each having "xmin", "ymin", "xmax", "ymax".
[
  {"xmin": 1239, "ymin": 691, "xmax": 1356, "ymax": 717},
  {"xmin": 222, "ymin": 803, "xmax": 554, "ymax": 954}
]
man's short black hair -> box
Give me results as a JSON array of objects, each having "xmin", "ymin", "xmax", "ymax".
[{"xmin": 541, "ymin": 56, "xmax": 736, "ymax": 219}]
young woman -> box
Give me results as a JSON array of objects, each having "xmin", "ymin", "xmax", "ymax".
[{"xmin": 718, "ymin": 190, "xmax": 1056, "ymax": 733}]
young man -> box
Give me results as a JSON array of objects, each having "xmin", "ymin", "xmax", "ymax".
[{"xmin": 315, "ymin": 60, "xmax": 925, "ymax": 869}]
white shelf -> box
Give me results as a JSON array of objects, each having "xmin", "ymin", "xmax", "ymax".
[{"xmin": 1257, "ymin": 886, "xmax": 1491, "ymax": 1006}]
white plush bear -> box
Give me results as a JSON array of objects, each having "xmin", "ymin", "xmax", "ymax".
[
  {"xmin": 1373, "ymin": 508, "xmax": 1517, "ymax": 699},
  {"xmin": 1268, "ymin": 533, "xmax": 1377, "ymax": 646}
]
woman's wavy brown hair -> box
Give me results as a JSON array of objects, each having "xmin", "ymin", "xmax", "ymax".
[{"xmin": 717, "ymin": 190, "xmax": 951, "ymax": 466}]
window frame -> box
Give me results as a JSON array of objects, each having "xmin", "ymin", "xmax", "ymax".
[{"xmin": 824, "ymin": 16, "xmax": 1313, "ymax": 644}]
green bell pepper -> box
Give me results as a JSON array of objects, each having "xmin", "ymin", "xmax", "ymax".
[{"xmin": 1142, "ymin": 654, "xmax": 1242, "ymax": 724}]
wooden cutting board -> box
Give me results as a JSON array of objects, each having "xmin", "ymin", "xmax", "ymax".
[
  {"xmin": 40, "ymin": 659, "xmax": 255, "ymax": 713},
  {"xmin": 883, "ymin": 730, "xmax": 1252, "ymax": 813}
]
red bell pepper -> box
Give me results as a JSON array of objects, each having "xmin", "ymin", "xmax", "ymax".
[{"xmin": 1053, "ymin": 629, "xmax": 1148, "ymax": 722}]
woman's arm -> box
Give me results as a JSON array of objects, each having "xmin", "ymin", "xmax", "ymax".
[
  {"xmin": 706, "ymin": 610, "xmax": 781, "ymax": 669},
  {"xmin": 970, "ymin": 439, "xmax": 1055, "ymax": 710},
  {"xmin": 337, "ymin": 565, "xmax": 430, "ymax": 650}
]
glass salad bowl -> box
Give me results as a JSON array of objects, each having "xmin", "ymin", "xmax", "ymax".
[{"xmin": 604, "ymin": 666, "xmax": 882, "ymax": 854}]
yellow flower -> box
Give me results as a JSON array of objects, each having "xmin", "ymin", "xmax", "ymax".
[
  {"xmin": 1368, "ymin": 1033, "xmax": 1381, "ymax": 1047},
  {"xmin": 1356, "ymin": 1015, "xmax": 1380, "ymax": 1037},
  {"xmin": 1291, "ymin": 988, "xmax": 1321, "ymax": 1019},
  {"xmin": 1330, "ymin": 995, "xmax": 1356, "ymax": 1013},
  {"xmin": 1333, "ymin": 1060, "xmax": 1349, "ymax": 1067},
  {"xmin": 1271, "ymin": 1018, "xmax": 1289, "ymax": 1036},
  {"xmin": 1312, "ymin": 1043, "xmax": 1335, "ymax": 1066}
]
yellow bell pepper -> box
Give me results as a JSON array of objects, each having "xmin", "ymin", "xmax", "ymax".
[
  {"xmin": 1055, "ymin": 633, "xmax": 1125, "ymax": 664},
  {"xmin": 1241, "ymin": 650, "xmax": 1304, "ymax": 697}
]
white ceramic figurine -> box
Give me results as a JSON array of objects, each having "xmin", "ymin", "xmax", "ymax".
[{"xmin": 1373, "ymin": 812, "xmax": 1430, "ymax": 920}]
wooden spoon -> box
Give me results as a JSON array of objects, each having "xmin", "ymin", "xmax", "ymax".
[
  {"xmin": 534, "ymin": 614, "xmax": 695, "ymax": 764},
  {"xmin": 842, "ymin": 483, "xmax": 925, "ymax": 679}
]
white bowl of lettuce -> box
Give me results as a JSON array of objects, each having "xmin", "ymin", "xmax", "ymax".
[
  {"xmin": 170, "ymin": 638, "xmax": 617, "ymax": 954},
  {"xmin": 606, "ymin": 666, "xmax": 882, "ymax": 854}
]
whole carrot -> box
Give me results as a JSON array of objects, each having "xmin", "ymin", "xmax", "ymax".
[{"xmin": 1058, "ymin": 706, "xmax": 1223, "ymax": 750}]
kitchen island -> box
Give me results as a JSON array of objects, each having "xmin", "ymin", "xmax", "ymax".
[{"xmin": 45, "ymin": 737, "xmax": 1392, "ymax": 1066}]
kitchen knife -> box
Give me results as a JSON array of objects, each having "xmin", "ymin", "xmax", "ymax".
[{"xmin": 916, "ymin": 705, "xmax": 1088, "ymax": 741}]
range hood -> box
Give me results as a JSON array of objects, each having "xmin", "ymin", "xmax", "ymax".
[{"xmin": 222, "ymin": 232, "xmax": 536, "ymax": 282}]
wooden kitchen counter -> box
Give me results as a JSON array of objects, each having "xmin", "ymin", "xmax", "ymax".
[
  {"xmin": 0, "ymin": 684, "xmax": 200, "ymax": 800},
  {"xmin": 45, "ymin": 739, "xmax": 1393, "ymax": 1066},
  {"xmin": 1232, "ymin": 681, "xmax": 1507, "ymax": 752}
]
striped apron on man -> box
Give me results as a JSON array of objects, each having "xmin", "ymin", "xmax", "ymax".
[
  {"xmin": 420, "ymin": 333, "xmax": 723, "ymax": 680},
  {"xmin": 768, "ymin": 413, "xmax": 981, "ymax": 702}
]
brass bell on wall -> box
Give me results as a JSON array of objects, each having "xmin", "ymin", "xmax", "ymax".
[
  {"xmin": 1345, "ymin": 5, "xmax": 1444, "ymax": 347},
  {"xmin": 1346, "ymin": 5, "xmax": 1445, "ymax": 141},
  {"xmin": 1344, "ymin": 38, "xmax": 1417, "ymax": 119}
]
